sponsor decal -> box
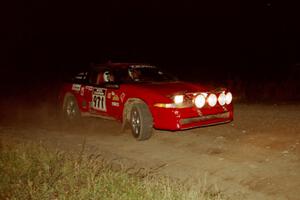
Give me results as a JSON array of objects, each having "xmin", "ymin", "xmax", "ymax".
[
  {"xmin": 107, "ymin": 92, "xmax": 112, "ymax": 99},
  {"xmin": 72, "ymin": 84, "xmax": 81, "ymax": 91},
  {"xmin": 92, "ymin": 88, "xmax": 107, "ymax": 111},
  {"xmin": 85, "ymin": 86, "xmax": 93, "ymax": 91},
  {"xmin": 112, "ymin": 95, "xmax": 119, "ymax": 101},
  {"xmin": 197, "ymin": 109, "xmax": 203, "ymax": 116},
  {"xmin": 80, "ymin": 87, "xmax": 84, "ymax": 96},
  {"xmin": 120, "ymin": 93, "xmax": 125, "ymax": 103},
  {"xmin": 93, "ymin": 88, "xmax": 105, "ymax": 95},
  {"xmin": 112, "ymin": 102, "xmax": 119, "ymax": 107}
]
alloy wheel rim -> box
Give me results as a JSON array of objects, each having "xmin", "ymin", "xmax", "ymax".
[
  {"xmin": 66, "ymin": 100, "xmax": 76, "ymax": 119},
  {"xmin": 131, "ymin": 109, "xmax": 141, "ymax": 135}
]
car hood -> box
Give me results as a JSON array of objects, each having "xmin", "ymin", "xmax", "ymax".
[{"xmin": 127, "ymin": 81, "xmax": 213, "ymax": 96}]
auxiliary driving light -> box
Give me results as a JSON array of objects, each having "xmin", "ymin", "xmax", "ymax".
[
  {"xmin": 207, "ymin": 94, "xmax": 217, "ymax": 107},
  {"xmin": 194, "ymin": 94, "xmax": 206, "ymax": 108},
  {"xmin": 225, "ymin": 92, "xmax": 232, "ymax": 104},
  {"xmin": 218, "ymin": 92, "xmax": 226, "ymax": 106}
]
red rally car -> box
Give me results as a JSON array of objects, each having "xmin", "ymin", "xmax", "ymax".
[{"xmin": 59, "ymin": 63, "xmax": 233, "ymax": 140}]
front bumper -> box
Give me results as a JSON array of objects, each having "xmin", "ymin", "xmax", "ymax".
[{"xmin": 152, "ymin": 105, "xmax": 233, "ymax": 131}]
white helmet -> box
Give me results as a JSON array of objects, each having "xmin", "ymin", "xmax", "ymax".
[{"xmin": 103, "ymin": 71, "xmax": 110, "ymax": 82}]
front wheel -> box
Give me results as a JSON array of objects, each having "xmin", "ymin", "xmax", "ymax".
[{"xmin": 130, "ymin": 103, "xmax": 153, "ymax": 141}]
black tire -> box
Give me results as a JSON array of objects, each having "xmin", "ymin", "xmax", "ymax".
[
  {"xmin": 62, "ymin": 95, "xmax": 81, "ymax": 123},
  {"xmin": 130, "ymin": 103, "xmax": 153, "ymax": 141}
]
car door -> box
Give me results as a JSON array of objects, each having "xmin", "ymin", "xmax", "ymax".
[
  {"xmin": 84, "ymin": 69, "xmax": 109, "ymax": 117},
  {"xmin": 101, "ymin": 69, "xmax": 124, "ymax": 120},
  {"xmin": 104, "ymin": 83, "xmax": 123, "ymax": 120},
  {"xmin": 85, "ymin": 68, "xmax": 124, "ymax": 120}
]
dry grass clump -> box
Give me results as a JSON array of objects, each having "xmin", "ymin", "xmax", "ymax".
[{"xmin": 0, "ymin": 140, "xmax": 226, "ymax": 200}]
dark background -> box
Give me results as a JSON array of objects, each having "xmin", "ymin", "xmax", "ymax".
[{"xmin": 1, "ymin": 1, "xmax": 300, "ymax": 101}]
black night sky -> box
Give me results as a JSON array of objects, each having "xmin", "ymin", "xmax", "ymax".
[{"xmin": 1, "ymin": 1, "xmax": 300, "ymax": 101}]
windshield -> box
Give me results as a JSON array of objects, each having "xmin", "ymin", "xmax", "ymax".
[{"xmin": 113, "ymin": 65, "xmax": 177, "ymax": 83}]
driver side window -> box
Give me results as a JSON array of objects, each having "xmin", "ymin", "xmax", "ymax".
[{"xmin": 89, "ymin": 70, "xmax": 115, "ymax": 85}]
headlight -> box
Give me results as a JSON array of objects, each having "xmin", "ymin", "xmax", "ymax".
[
  {"xmin": 225, "ymin": 92, "xmax": 232, "ymax": 104},
  {"xmin": 207, "ymin": 94, "xmax": 217, "ymax": 107},
  {"xmin": 218, "ymin": 92, "xmax": 226, "ymax": 106},
  {"xmin": 194, "ymin": 94, "xmax": 206, "ymax": 108},
  {"xmin": 173, "ymin": 95, "xmax": 184, "ymax": 104}
]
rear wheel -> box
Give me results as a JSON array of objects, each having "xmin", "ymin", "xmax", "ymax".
[
  {"xmin": 130, "ymin": 103, "xmax": 153, "ymax": 141},
  {"xmin": 63, "ymin": 95, "xmax": 80, "ymax": 122}
]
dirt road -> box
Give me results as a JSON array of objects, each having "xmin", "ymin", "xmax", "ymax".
[{"xmin": 0, "ymin": 103, "xmax": 299, "ymax": 200}]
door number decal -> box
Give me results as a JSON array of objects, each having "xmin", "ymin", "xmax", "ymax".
[{"xmin": 92, "ymin": 88, "xmax": 106, "ymax": 111}]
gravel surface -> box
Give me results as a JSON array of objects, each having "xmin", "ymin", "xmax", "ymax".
[{"xmin": 1, "ymin": 102, "xmax": 299, "ymax": 200}]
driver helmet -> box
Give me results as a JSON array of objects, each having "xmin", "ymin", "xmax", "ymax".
[
  {"xmin": 103, "ymin": 71, "xmax": 110, "ymax": 82},
  {"xmin": 128, "ymin": 68, "xmax": 140, "ymax": 81}
]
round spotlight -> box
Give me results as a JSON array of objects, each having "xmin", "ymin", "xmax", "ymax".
[
  {"xmin": 218, "ymin": 93, "xmax": 226, "ymax": 106},
  {"xmin": 194, "ymin": 94, "xmax": 206, "ymax": 108},
  {"xmin": 207, "ymin": 94, "xmax": 217, "ymax": 107},
  {"xmin": 174, "ymin": 95, "xmax": 184, "ymax": 104},
  {"xmin": 225, "ymin": 92, "xmax": 232, "ymax": 104}
]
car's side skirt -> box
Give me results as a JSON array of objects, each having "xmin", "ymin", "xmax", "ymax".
[{"xmin": 81, "ymin": 112, "xmax": 116, "ymax": 120}]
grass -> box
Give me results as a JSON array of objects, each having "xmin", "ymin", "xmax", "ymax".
[{"xmin": 0, "ymin": 140, "xmax": 226, "ymax": 200}]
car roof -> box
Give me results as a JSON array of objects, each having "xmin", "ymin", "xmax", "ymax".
[{"xmin": 91, "ymin": 62, "xmax": 154, "ymax": 70}]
